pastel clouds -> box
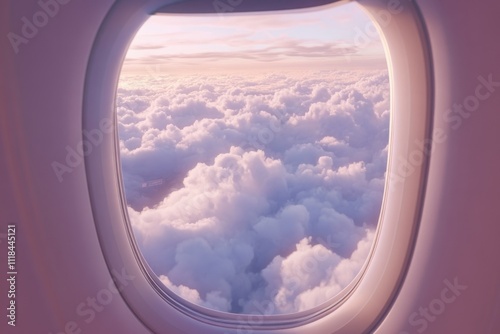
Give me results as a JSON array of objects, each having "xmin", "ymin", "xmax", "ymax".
[{"xmin": 117, "ymin": 69, "xmax": 389, "ymax": 313}]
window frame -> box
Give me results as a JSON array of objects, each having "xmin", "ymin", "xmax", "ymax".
[{"xmin": 82, "ymin": 0, "xmax": 433, "ymax": 332}]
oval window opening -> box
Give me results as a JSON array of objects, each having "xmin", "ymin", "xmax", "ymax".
[{"xmin": 117, "ymin": 2, "xmax": 390, "ymax": 315}]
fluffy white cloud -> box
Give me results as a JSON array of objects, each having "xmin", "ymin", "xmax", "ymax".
[{"xmin": 117, "ymin": 69, "xmax": 389, "ymax": 314}]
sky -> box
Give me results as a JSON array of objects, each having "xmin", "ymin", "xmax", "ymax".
[
  {"xmin": 121, "ymin": 2, "xmax": 386, "ymax": 75},
  {"xmin": 117, "ymin": 2, "xmax": 389, "ymax": 315}
]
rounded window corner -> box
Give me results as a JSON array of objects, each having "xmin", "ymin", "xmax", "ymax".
[{"xmin": 83, "ymin": 0, "xmax": 433, "ymax": 332}]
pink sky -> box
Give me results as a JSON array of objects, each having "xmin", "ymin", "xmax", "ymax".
[{"xmin": 121, "ymin": 2, "xmax": 387, "ymax": 75}]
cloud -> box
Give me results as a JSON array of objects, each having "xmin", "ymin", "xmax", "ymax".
[
  {"xmin": 132, "ymin": 40, "xmax": 359, "ymax": 64},
  {"xmin": 117, "ymin": 69, "xmax": 389, "ymax": 314},
  {"xmin": 254, "ymin": 230, "xmax": 375, "ymax": 314},
  {"xmin": 122, "ymin": 3, "xmax": 385, "ymax": 74}
]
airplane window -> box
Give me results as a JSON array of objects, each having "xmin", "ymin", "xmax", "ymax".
[{"xmin": 116, "ymin": 2, "xmax": 389, "ymax": 315}]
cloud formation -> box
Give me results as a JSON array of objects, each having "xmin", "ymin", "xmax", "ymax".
[
  {"xmin": 117, "ymin": 69, "xmax": 390, "ymax": 314},
  {"xmin": 128, "ymin": 40, "xmax": 359, "ymax": 65},
  {"xmin": 123, "ymin": 3, "xmax": 385, "ymax": 74}
]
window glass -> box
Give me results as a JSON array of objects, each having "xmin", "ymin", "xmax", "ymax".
[{"xmin": 117, "ymin": 2, "xmax": 389, "ymax": 314}]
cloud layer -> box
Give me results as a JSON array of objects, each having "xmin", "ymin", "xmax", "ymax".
[{"xmin": 117, "ymin": 69, "xmax": 390, "ymax": 314}]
